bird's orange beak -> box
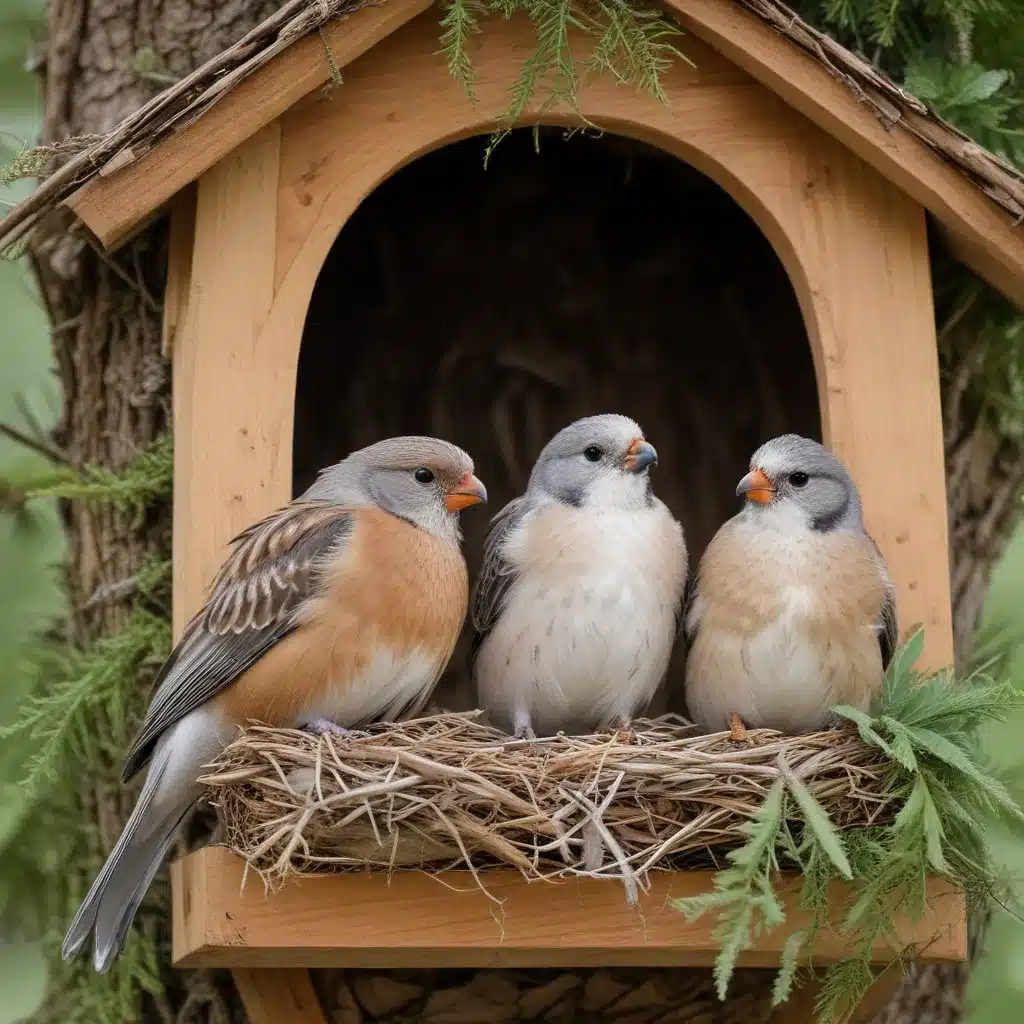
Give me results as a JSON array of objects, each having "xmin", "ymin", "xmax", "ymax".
[
  {"xmin": 446, "ymin": 472, "xmax": 488, "ymax": 512},
  {"xmin": 736, "ymin": 467, "xmax": 774, "ymax": 504},
  {"xmin": 623, "ymin": 438, "xmax": 658, "ymax": 474}
]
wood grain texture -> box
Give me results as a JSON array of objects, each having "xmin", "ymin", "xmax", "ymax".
[
  {"xmin": 233, "ymin": 968, "xmax": 328, "ymax": 1024},
  {"xmin": 663, "ymin": 0, "xmax": 1024, "ymax": 310},
  {"xmin": 65, "ymin": 0, "xmax": 433, "ymax": 249},
  {"xmin": 267, "ymin": 13, "xmax": 953, "ymax": 666},
  {"xmin": 171, "ymin": 122, "xmax": 284, "ymax": 636},
  {"xmin": 171, "ymin": 847, "xmax": 966, "ymax": 968},
  {"xmin": 161, "ymin": 186, "xmax": 196, "ymax": 360}
]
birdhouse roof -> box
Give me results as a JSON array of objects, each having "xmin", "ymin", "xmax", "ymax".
[{"xmin": 3, "ymin": 0, "xmax": 1024, "ymax": 306}]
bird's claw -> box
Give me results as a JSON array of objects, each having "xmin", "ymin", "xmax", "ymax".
[
  {"xmin": 599, "ymin": 723, "xmax": 637, "ymax": 745},
  {"xmin": 511, "ymin": 712, "xmax": 536, "ymax": 742},
  {"xmin": 303, "ymin": 718, "xmax": 348, "ymax": 737},
  {"xmin": 729, "ymin": 712, "xmax": 751, "ymax": 744}
]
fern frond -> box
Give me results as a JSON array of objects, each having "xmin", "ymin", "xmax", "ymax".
[{"xmin": 674, "ymin": 627, "xmax": 1024, "ymax": 1021}]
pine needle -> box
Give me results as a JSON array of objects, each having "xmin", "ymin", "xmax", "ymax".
[
  {"xmin": 673, "ymin": 778, "xmax": 786, "ymax": 999},
  {"xmin": 0, "ymin": 608, "xmax": 171, "ymax": 790},
  {"xmin": 26, "ymin": 434, "xmax": 172, "ymax": 513},
  {"xmin": 0, "ymin": 434, "xmax": 174, "ymax": 1022},
  {"xmin": 437, "ymin": 0, "xmax": 688, "ymax": 161}
]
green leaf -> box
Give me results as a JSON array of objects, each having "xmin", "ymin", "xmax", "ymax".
[
  {"xmin": 965, "ymin": 68, "xmax": 1012, "ymax": 103},
  {"xmin": 772, "ymin": 929, "xmax": 807, "ymax": 1006},
  {"xmin": 880, "ymin": 717, "xmax": 919, "ymax": 771},
  {"xmin": 889, "ymin": 625, "xmax": 924, "ymax": 682},
  {"xmin": 903, "ymin": 776, "xmax": 950, "ymax": 873},
  {"xmin": 831, "ymin": 704, "xmax": 896, "ymax": 758},
  {"xmin": 907, "ymin": 724, "xmax": 1024, "ymax": 820},
  {"xmin": 783, "ymin": 769, "xmax": 852, "ymax": 879}
]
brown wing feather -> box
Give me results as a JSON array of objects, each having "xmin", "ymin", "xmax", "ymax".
[
  {"xmin": 863, "ymin": 533, "xmax": 898, "ymax": 669},
  {"xmin": 469, "ymin": 496, "xmax": 529, "ymax": 669},
  {"xmin": 122, "ymin": 503, "xmax": 354, "ymax": 780}
]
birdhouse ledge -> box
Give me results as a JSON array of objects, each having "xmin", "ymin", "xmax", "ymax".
[{"xmin": 174, "ymin": 706, "xmax": 977, "ymax": 1018}]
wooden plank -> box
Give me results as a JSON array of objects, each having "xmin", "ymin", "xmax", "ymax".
[
  {"xmin": 171, "ymin": 123, "xmax": 287, "ymax": 635},
  {"xmin": 783, "ymin": 140, "xmax": 954, "ymax": 668},
  {"xmin": 663, "ymin": 0, "xmax": 1024, "ymax": 309},
  {"xmin": 172, "ymin": 847, "xmax": 966, "ymax": 969},
  {"xmin": 161, "ymin": 186, "xmax": 196, "ymax": 360},
  {"xmin": 234, "ymin": 968, "xmax": 328, "ymax": 1024},
  {"xmin": 65, "ymin": 0, "xmax": 433, "ymax": 250}
]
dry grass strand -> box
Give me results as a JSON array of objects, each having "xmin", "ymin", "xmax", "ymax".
[{"xmin": 201, "ymin": 711, "xmax": 897, "ymax": 896}]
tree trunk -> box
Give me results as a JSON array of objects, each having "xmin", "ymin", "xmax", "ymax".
[{"xmin": 29, "ymin": 2, "xmax": 1019, "ymax": 1022}]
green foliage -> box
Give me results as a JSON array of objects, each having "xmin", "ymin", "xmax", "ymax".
[
  {"xmin": 673, "ymin": 627, "xmax": 1024, "ymax": 1023},
  {"xmin": 24, "ymin": 434, "xmax": 173, "ymax": 514},
  {"xmin": 438, "ymin": 0, "xmax": 687, "ymax": 158},
  {"xmin": 0, "ymin": 436, "xmax": 172, "ymax": 1024},
  {"xmin": 0, "ymin": 144, "xmax": 50, "ymax": 190},
  {"xmin": 794, "ymin": 0, "xmax": 1024, "ymax": 444},
  {"xmin": 677, "ymin": 779, "xmax": 787, "ymax": 999},
  {"xmin": 0, "ymin": 603, "xmax": 170, "ymax": 792}
]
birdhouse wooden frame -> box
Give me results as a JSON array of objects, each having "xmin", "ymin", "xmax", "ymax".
[{"xmin": 58, "ymin": 0, "xmax": 1024, "ymax": 1019}]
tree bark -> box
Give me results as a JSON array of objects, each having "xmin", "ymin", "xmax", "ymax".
[{"xmin": 28, "ymin": 2, "xmax": 1020, "ymax": 1022}]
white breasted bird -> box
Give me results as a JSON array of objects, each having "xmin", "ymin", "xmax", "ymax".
[
  {"xmin": 684, "ymin": 433, "xmax": 897, "ymax": 740},
  {"xmin": 471, "ymin": 414, "xmax": 688, "ymax": 739}
]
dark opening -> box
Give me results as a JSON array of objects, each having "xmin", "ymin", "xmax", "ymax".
[{"xmin": 294, "ymin": 128, "xmax": 819, "ymax": 710}]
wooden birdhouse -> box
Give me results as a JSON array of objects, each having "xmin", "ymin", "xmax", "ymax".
[{"xmin": 39, "ymin": 0, "xmax": 1024, "ymax": 1018}]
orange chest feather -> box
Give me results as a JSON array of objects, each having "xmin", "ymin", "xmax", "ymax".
[
  {"xmin": 698, "ymin": 526, "xmax": 886, "ymax": 635},
  {"xmin": 216, "ymin": 509, "xmax": 468, "ymax": 725},
  {"xmin": 306, "ymin": 507, "xmax": 469, "ymax": 647}
]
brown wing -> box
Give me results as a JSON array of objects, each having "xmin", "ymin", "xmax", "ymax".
[
  {"xmin": 866, "ymin": 534, "xmax": 898, "ymax": 669},
  {"xmin": 469, "ymin": 496, "xmax": 529, "ymax": 669},
  {"xmin": 122, "ymin": 502, "xmax": 354, "ymax": 781}
]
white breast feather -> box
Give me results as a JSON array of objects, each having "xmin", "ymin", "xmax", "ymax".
[
  {"xmin": 308, "ymin": 646, "xmax": 440, "ymax": 726},
  {"xmin": 476, "ymin": 501, "xmax": 686, "ymax": 735}
]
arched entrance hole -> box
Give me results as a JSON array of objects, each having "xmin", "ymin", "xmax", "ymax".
[{"xmin": 293, "ymin": 128, "xmax": 818, "ymax": 710}]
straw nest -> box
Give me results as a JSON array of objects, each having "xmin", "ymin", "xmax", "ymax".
[{"xmin": 201, "ymin": 712, "xmax": 897, "ymax": 901}]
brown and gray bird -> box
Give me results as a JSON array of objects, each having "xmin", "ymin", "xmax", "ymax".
[
  {"xmin": 471, "ymin": 414, "xmax": 688, "ymax": 739},
  {"xmin": 63, "ymin": 436, "xmax": 486, "ymax": 972},
  {"xmin": 684, "ymin": 434, "xmax": 896, "ymax": 740}
]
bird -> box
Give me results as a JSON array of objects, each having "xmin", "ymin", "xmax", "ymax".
[
  {"xmin": 470, "ymin": 414, "xmax": 687, "ymax": 739},
  {"xmin": 62, "ymin": 436, "xmax": 486, "ymax": 973},
  {"xmin": 683, "ymin": 433, "xmax": 896, "ymax": 741}
]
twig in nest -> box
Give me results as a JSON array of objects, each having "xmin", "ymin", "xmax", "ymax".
[{"xmin": 201, "ymin": 713, "xmax": 898, "ymax": 901}]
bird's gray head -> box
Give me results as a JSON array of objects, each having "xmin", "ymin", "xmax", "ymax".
[
  {"xmin": 302, "ymin": 436, "xmax": 487, "ymax": 542},
  {"xmin": 736, "ymin": 434, "xmax": 862, "ymax": 533},
  {"xmin": 528, "ymin": 414, "xmax": 658, "ymax": 510}
]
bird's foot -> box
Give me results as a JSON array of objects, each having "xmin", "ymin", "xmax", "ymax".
[
  {"xmin": 303, "ymin": 718, "xmax": 348, "ymax": 737},
  {"xmin": 729, "ymin": 712, "xmax": 751, "ymax": 744},
  {"xmin": 512, "ymin": 712, "xmax": 536, "ymax": 742},
  {"xmin": 599, "ymin": 721, "xmax": 637, "ymax": 745}
]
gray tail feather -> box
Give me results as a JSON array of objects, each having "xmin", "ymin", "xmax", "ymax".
[{"xmin": 62, "ymin": 749, "xmax": 193, "ymax": 973}]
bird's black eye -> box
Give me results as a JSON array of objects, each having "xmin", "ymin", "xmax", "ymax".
[
  {"xmin": 414, "ymin": 468, "xmax": 435, "ymax": 484},
  {"xmin": 583, "ymin": 446, "xmax": 603, "ymax": 462},
  {"xmin": 789, "ymin": 471, "xmax": 809, "ymax": 488}
]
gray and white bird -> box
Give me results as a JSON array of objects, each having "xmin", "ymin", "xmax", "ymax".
[
  {"xmin": 62, "ymin": 436, "xmax": 486, "ymax": 973},
  {"xmin": 471, "ymin": 414, "xmax": 688, "ymax": 738},
  {"xmin": 684, "ymin": 433, "xmax": 896, "ymax": 739}
]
